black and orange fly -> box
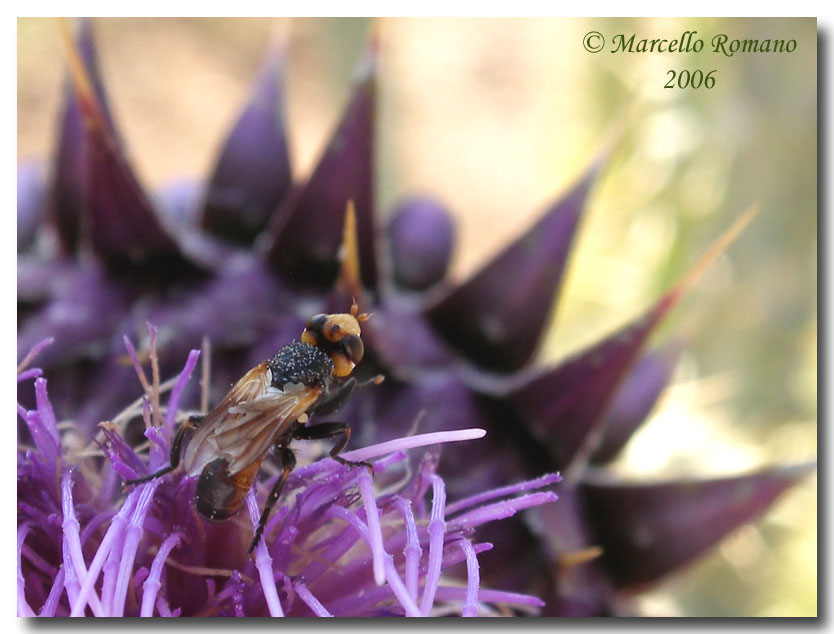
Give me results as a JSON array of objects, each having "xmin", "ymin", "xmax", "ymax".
[{"xmin": 125, "ymin": 303, "xmax": 381, "ymax": 553}]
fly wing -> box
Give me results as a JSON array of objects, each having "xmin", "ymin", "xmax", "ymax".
[
  {"xmin": 218, "ymin": 384, "xmax": 321, "ymax": 474},
  {"xmin": 182, "ymin": 362, "xmax": 322, "ymax": 477},
  {"xmin": 183, "ymin": 362, "xmax": 269, "ymax": 476}
]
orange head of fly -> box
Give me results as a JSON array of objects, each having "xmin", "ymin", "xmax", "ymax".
[{"xmin": 301, "ymin": 303, "xmax": 370, "ymax": 377}]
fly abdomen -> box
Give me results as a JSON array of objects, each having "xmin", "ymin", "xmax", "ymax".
[{"xmin": 195, "ymin": 458, "xmax": 242, "ymax": 521}]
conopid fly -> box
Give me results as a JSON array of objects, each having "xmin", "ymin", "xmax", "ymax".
[{"xmin": 125, "ymin": 303, "xmax": 381, "ymax": 553}]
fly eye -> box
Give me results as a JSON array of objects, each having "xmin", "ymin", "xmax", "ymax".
[
  {"xmin": 342, "ymin": 334, "xmax": 364, "ymax": 364},
  {"xmin": 306, "ymin": 314, "xmax": 328, "ymax": 333}
]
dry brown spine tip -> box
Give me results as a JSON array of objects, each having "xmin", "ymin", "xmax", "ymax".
[{"xmin": 556, "ymin": 545, "xmax": 604, "ymax": 569}]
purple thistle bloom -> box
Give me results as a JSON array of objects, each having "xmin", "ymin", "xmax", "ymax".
[{"xmin": 18, "ymin": 337, "xmax": 559, "ymax": 617}]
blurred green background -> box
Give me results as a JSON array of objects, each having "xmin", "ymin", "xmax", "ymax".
[{"xmin": 17, "ymin": 17, "xmax": 817, "ymax": 616}]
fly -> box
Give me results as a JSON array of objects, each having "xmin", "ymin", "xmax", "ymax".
[{"xmin": 124, "ymin": 303, "xmax": 382, "ymax": 554}]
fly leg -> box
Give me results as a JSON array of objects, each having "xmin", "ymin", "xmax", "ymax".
[
  {"xmin": 124, "ymin": 414, "xmax": 205, "ymax": 486},
  {"xmin": 313, "ymin": 378, "xmax": 357, "ymax": 416},
  {"xmin": 313, "ymin": 374, "xmax": 384, "ymax": 416},
  {"xmin": 294, "ymin": 422, "xmax": 373, "ymax": 471},
  {"xmin": 248, "ymin": 442, "xmax": 296, "ymax": 555}
]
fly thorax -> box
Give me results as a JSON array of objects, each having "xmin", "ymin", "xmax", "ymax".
[{"xmin": 268, "ymin": 341, "xmax": 334, "ymax": 389}]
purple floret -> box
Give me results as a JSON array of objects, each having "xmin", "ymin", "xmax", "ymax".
[{"xmin": 17, "ymin": 335, "xmax": 560, "ymax": 617}]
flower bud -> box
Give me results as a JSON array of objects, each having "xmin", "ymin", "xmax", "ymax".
[{"xmin": 387, "ymin": 196, "xmax": 455, "ymax": 291}]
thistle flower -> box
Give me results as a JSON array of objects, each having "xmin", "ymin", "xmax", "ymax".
[
  {"xmin": 17, "ymin": 19, "xmax": 814, "ymax": 615},
  {"xmin": 18, "ymin": 336, "xmax": 560, "ymax": 617}
]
